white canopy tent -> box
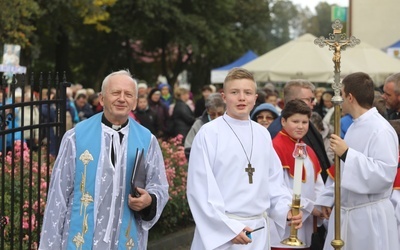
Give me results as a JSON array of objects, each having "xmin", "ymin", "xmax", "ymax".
[{"xmin": 242, "ymin": 33, "xmax": 400, "ymax": 85}]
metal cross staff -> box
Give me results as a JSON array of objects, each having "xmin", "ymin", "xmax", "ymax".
[
  {"xmin": 314, "ymin": 19, "xmax": 360, "ymax": 250},
  {"xmin": 314, "ymin": 20, "xmax": 360, "ymax": 100}
]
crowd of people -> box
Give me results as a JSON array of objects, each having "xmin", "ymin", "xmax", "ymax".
[
  {"xmin": 186, "ymin": 69, "xmax": 400, "ymax": 250},
  {"xmin": 5, "ymin": 66, "xmax": 400, "ymax": 249}
]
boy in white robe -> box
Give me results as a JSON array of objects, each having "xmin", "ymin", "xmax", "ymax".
[
  {"xmin": 317, "ymin": 72, "xmax": 399, "ymax": 250},
  {"xmin": 187, "ymin": 68, "xmax": 303, "ymax": 250}
]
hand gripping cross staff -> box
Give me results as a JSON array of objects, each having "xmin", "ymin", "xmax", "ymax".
[{"xmin": 314, "ymin": 19, "xmax": 360, "ymax": 250}]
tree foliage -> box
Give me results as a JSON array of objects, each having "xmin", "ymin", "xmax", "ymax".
[
  {"xmin": 314, "ymin": 2, "xmax": 335, "ymax": 37},
  {"xmin": 268, "ymin": 0, "xmax": 298, "ymax": 48},
  {"xmin": 1, "ymin": 0, "xmax": 343, "ymax": 94},
  {"xmin": 0, "ymin": 0, "xmax": 42, "ymax": 47},
  {"xmin": 104, "ymin": 0, "xmax": 271, "ymax": 91}
]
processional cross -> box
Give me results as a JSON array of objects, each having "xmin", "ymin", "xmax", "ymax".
[
  {"xmin": 245, "ymin": 164, "xmax": 255, "ymax": 184},
  {"xmin": 314, "ymin": 20, "xmax": 360, "ymax": 98},
  {"xmin": 314, "ymin": 19, "xmax": 360, "ymax": 250}
]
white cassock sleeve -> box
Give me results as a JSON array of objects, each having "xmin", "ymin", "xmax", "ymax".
[
  {"xmin": 39, "ymin": 130, "xmax": 76, "ymax": 249},
  {"xmin": 187, "ymin": 128, "xmax": 246, "ymax": 249},
  {"xmin": 266, "ymin": 155, "xmax": 294, "ymax": 237},
  {"xmin": 390, "ymin": 189, "xmax": 400, "ymax": 245},
  {"xmin": 317, "ymin": 128, "xmax": 398, "ymax": 207},
  {"xmin": 341, "ymin": 129, "xmax": 398, "ymax": 194},
  {"xmin": 298, "ymin": 174, "xmax": 325, "ymax": 221},
  {"xmin": 141, "ymin": 135, "xmax": 169, "ymax": 230}
]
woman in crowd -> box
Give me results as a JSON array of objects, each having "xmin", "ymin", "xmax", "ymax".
[{"xmin": 251, "ymin": 103, "xmax": 279, "ymax": 129}]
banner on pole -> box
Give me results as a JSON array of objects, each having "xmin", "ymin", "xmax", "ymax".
[{"xmin": 331, "ymin": 6, "xmax": 347, "ymax": 22}]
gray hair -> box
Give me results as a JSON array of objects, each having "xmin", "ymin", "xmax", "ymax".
[
  {"xmin": 385, "ymin": 72, "xmax": 400, "ymax": 95},
  {"xmin": 101, "ymin": 69, "xmax": 138, "ymax": 96},
  {"xmin": 310, "ymin": 111, "xmax": 324, "ymax": 132},
  {"xmin": 283, "ymin": 79, "xmax": 315, "ymax": 104},
  {"xmin": 205, "ymin": 93, "xmax": 225, "ymax": 110}
]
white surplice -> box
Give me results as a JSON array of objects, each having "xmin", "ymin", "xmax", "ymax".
[
  {"xmin": 187, "ymin": 114, "xmax": 293, "ymax": 250},
  {"xmin": 390, "ymin": 189, "xmax": 400, "ymax": 246},
  {"xmin": 269, "ymin": 156, "xmax": 325, "ymax": 248},
  {"xmin": 39, "ymin": 123, "xmax": 169, "ymax": 250},
  {"xmin": 316, "ymin": 108, "xmax": 399, "ymax": 250}
]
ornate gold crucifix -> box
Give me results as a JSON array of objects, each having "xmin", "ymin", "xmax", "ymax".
[
  {"xmin": 314, "ymin": 19, "xmax": 360, "ymax": 250},
  {"xmin": 314, "ymin": 20, "xmax": 360, "ymax": 99}
]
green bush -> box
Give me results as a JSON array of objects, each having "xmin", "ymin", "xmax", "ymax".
[
  {"xmin": 149, "ymin": 135, "xmax": 193, "ymax": 239},
  {"xmin": 1, "ymin": 141, "xmax": 54, "ymax": 250}
]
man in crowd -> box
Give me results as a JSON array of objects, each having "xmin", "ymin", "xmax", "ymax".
[
  {"xmin": 184, "ymin": 92, "xmax": 225, "ymax": 160},
  {"xmin": 382, "ymin": 72, "xmax": 400, "ymax": 120}
]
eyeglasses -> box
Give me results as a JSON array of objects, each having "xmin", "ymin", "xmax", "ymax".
[
  {"xmin": 301, "ymin": 97, "xmax": 316, "ymax": 104},
  {"xmin": 256, "ymin": 115, "xmax": 274, "ymax": 121},
  {"xmin": 208, "ymin": 111, "xmax": 225, "ymax": 119}
]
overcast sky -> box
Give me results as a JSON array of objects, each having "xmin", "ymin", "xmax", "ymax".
[{"xmin": 290, "ymin": 0, "xmax": 349, "ymax": 10}]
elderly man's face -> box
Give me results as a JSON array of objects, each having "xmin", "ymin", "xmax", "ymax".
[{"xmin": 99, "ymin": 74, "xmax": 137, "ymax": 124}]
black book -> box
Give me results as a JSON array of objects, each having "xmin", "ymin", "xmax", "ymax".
[{"xmin": 131, "ymin": 148, "xmax": 146, "ymax": 197}]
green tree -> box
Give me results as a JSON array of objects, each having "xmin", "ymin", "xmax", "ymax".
[
  {"xmin": 0, "ymin": 0, "xmax": 42, "ymax": 48},
  {"xmin": 2, "ymin": 0, "xmax": 274, "ymax": 92},
  {"xmin": 292, "ymin": 5, "xmax": 318, "ymax": 37},
  {"xmin": 267, "ymin": 0, "xmax": 298, "ymax": 48},
  {"xmin": 27, "ymin": 0, "xmax": 115, "ymax": 82},
  {"xmin": 102, "ymin": 0, "xmax": 268, "ymax": 92},
  {"xmin": 294, "ymin": 2, "xmax": 347, "ymax": 38},
  {"xmin": 314, "ymin": 2, "xmax": 335, "ymax": 37}
]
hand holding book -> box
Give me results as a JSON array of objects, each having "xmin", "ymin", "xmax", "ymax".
[{"xmin": 131, "ymin": 148, "xmax": 146, "ymax": 197}]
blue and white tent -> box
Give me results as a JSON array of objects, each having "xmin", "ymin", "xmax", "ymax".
[
  {"xmin": 385, "ymin": 40, "xmax": 400, "ymax": 59},
  {"xmin": 211, "ymin": 50, "xmax": 257, "ymax": 83}
]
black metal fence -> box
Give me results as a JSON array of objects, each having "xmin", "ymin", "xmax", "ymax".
[{"xmin": 0, "ymin": 73, "xmax": 68, "ymax": 249}]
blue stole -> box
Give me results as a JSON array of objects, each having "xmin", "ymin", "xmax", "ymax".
[{"xmin": 67, "ymin": 113, "xmax": 151, "ymax": 249}]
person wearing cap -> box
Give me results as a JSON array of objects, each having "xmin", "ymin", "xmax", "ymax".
[
  {"xmin": 137, "ymin": 82, "xmax": 148, "ymax": 96},
  {"xmin": 158, "ymin": 83, "xmax": 173, "ymax": 110},
  {"xmin": 251, "ymin": 103, "xmax": 279, "ymax": 129}
]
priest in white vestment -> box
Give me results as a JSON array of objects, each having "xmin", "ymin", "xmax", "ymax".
[
  {"xmin": 187, "ymin": 68, "xmax": 302, "ymax": 250},
  {"xmin": 39, "ymin": 70, "xmax": 169, "ymax": 250},
  {"xmin": 316, "ymin": 72, "xmax": 399, "ymax": 250}
]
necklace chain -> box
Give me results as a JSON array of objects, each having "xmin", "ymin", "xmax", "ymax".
[{"xmin": 222, "ymin": 116, "xmax": 253, "ymax": 164}]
